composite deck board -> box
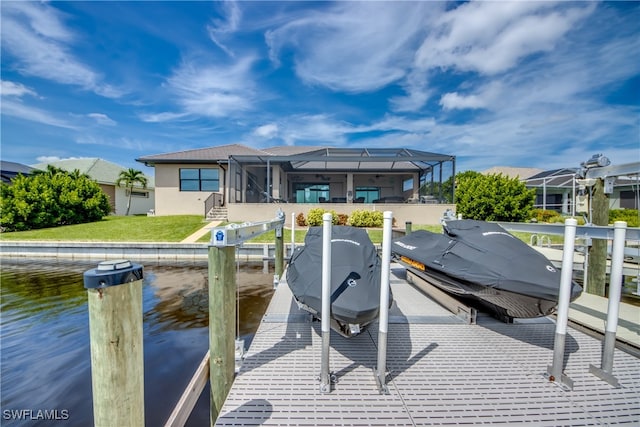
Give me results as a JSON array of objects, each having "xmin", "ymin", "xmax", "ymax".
[{"xmin": 216, "ymin": 265, "xmax": 640, "ymax": 426}]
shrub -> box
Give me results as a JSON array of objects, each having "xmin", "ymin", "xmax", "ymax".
[
  {"xmin": 455, "ymin": 171, "xmax": 535, "ymax": 222},
  {"xmin": 336, "ymin": 213, "xmax": 349, "ymax": 226},
  {"xmin": 0, "ymin": 169, "xmax": 111, "ymax": 231},
  {"xmin": 296, "ymin": 212, "xmax": 307, "ymax": 227},
  {"xmin": 609, "ymin": 209, "xmax": 639, "ymax": 227},
  {"xmin": 532, "ymin": 209, "xmax": 562, "ymax": 223},
  {"xmin": 306, "ymin": 208, "xmax": 339, "ymax": 226},
  {"xmin": 347, "ymin": 210, "xmax": 383, "ymax": 227}
]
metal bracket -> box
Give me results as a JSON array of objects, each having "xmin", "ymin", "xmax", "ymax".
[
  {"xmin": 317, "ymin": 372, "xmax": 337, "ymax": 394},
  {"xmin": 544, "ymin": 367, "xmax": 574, "ymax": 391},
  {"xmin": 589, "ymin": 364, "xmax": 621, "ymax": 388},
  {"xmin": 211, "ymin": 209, "xmax": 285, "ymax": 246},
  {"xmin": 373, "ymin": 368, "xmax": 390, "ymax": 395}
]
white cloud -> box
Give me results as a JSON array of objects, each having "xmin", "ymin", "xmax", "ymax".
[
  {"xmin": 87, "ymin": 113, "xmax": 116, "ymax": 126},
  {"xmin": 415, "ymin": 1, "xmax": 595, "ymax": 75},
  {"xmin": 138, "ymin": 111, "xmax": 190, "ymax": 123},
  {"xmin": 266, "ymin": 2, "xmax": 440, "ymax": 93},
  {"xmin": 253, "ymin": 123, "xmax": 279, "ymax": 139},
  {"xmin": 0, "ymin": 2, "xmax": 123, "ymax": 98},
  {"xmin": 0, "ymin": 80, "xmax": 37, "ymax": 98},
  {"xmin": 166, "ymin": 56, "xmax": 256, "ymax": 117},
  {"xmin": 75, "ymin": 135, "xmax": 159, "ymax": 151},
  {"xmin": 36, "ymin": 156, "xmax": 81, "ymax": 163},
  {"xmin": 440, "ymin": 92, "xmax": 486, "ymax": 111},
  {"xmin": 207, "ymin": 0, "xmax": 241, "ymax": 57},
  {"xmin": 439, "ymin": 82, "xmax": 503, "ymax": 111},
  {"xmin": 1, "ymin": 99, "xmax": 75, "ymax": 129},
  {"xmin": 389, "ymin": 71, "xmax": 433, "ymax": 113}
]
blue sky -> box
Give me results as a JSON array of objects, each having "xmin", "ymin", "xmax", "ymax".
[{"xmin": 1, "ymin": 1, "xmax": 639, "ymax": 176}]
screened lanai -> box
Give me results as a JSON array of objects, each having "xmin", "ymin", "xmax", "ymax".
[{"xmin": 227, "ymin": 147, "xmax": 456, "ymax": 204}]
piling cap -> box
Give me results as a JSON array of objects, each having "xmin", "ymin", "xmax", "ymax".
[{"xmin": 83, "ymin": 260, "xmax": 143, "ymax": 289}]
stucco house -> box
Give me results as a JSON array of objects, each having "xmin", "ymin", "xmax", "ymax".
[
  {"xmin": 136, "ymin": 144, "xmax": 456, "ymax": 225},
  {"xmin": 32, "ymin": 158, "xmax": 155, "ymax": 216}
]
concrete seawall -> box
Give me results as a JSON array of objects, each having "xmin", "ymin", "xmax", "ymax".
[
  {"xmin": 0, "ymin": 229, "xmax": 409, "ymax": 262},
  {"xmin": 0, "ymin": 241, "xmax": 210, "ymax": 261}
]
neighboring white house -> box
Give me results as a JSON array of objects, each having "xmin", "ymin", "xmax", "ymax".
[
  {"xmin": 32, "ymin": 158, "xmax": 155, "ymax": 216},
  {"xmin": 484, "ymin": 164, "xmax": 640, "ymax": 214}
]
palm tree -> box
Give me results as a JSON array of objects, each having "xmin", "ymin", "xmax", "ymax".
[
  {"xmin": 116, "ymin": 168, "xmax": 148, "ymax": 215},
  {"xmin": 32, "ymin": 164, "xmax": 65, "ymax": 177}
]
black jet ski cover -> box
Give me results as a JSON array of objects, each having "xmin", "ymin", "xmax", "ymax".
[
  {"xmin": 287, "ymin": 225, "xmax": 391, "ymax": 336},
  {"xmin": 392, "ymin": 220, "xmax": 582, "ymax": 304}
]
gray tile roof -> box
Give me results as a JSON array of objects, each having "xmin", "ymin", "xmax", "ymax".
[
  {"xmin": 482, "ymin": 166, "xmax": 543, "ymax": 180},
  {"xmin": 137, "ymin": 143, "xmax": 270, "ymax": 163}
]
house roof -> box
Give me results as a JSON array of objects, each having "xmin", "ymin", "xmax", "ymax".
[
  {"xmin": 525, "ymin": 168, "xmax": 579, "ymax": 188},
  {"xmin": 482, "ymin": 166, "xmax": 543, "ymax": 180},
  {"xmin": 137, "ymin": 143, "xmax": 270, "ymax": 164},
  {"xmin": 31, "ymin": 158, "xmax": 154, "ymax": 188},
  {"xmin": 137, "ymin": 145, "xmax": 455, "ymax": 173},
  {"xmin": 1, "ymin": 161, "xmax": 36, "ymax": 183}
]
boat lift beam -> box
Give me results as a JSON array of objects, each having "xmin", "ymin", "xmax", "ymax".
[
  {"xmin": 497, "ymin": 222, "xmax": 640, "ymax": 242},
  {"xmin": 405, "ymin": 270, "xmax": 478, "ymax": 324},
  {"xmin": 211, "ymin": 209, "xmax": 286, "ymax": 247}
]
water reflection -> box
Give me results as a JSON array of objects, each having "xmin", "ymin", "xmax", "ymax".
[{"xmin": 0, "ymin": 258, "xmax": 274, "ymax": 427}]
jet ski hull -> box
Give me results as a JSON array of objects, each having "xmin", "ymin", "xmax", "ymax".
[
  {"xmin": 392, "ymin": 220, "xmax": 582, "ymax": 320},
  {"xmin": 287, "ymin": 225, "xmax": 391, "ymax": 337}
]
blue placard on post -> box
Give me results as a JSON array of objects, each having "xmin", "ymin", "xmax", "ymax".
[{"xmin": 213, "ymin": 229, "xmax": 227, "ymax": 246}]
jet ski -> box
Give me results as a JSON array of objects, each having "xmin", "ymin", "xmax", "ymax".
[
  {"xmin": 286, "ymin": 225, "xmax": 392, "ymax": 337},
  {"xmin": 391, "ymin": 219, "xmax": 582, "ymax": 320}
]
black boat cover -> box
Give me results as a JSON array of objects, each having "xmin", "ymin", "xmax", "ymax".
[
  {"xmin": 287, "ymin": 225, "xmax": 390, "ymax": 336},
  {"xmin": 392, "ymin": 220, "xmax": 582, "ymax": 317}
]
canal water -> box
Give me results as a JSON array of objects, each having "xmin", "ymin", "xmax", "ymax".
[{"xmin": 0, "ymin": 258, "xmax": 276, "ymax": 426}]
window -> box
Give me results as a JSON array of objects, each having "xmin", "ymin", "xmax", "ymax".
[
  {"xmin": 355, "ymin": 187, "xmax": 380, "ymax": 203},
  {"xmin": 180, "ymin": 168, "xmax": 219, "ymax": 192},
  {"xmin": 620, "ymin": 190, "xmax": 639, "ymax": 209},
  {"xmin": 127, "ymin": 190, "xmax": 149, "ymax": 198},
  {"xmin": 293, "ymin": 183, "xmax": 329, "ymax": 203}
]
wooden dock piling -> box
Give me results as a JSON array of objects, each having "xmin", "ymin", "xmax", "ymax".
[
  {"xmin": 84, "ymin": 260, "xmax": 144, "ymax": 427},
  {"xmin": 208, "ymin": 245, "xmax": 236, "ymax": 425}
]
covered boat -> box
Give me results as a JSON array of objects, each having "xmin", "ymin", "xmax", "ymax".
[
  {"xmin": 287, "ymin": 225, "xmax": 392, "ymax": 337},
  {"xmin": 392, "ymin": 219, "xmax": 582, "ymax": 320}
]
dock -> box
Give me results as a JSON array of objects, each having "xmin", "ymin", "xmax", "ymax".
[{"xmin": 216, "ymin": 264, "xmax": 640, "ymax": 426}]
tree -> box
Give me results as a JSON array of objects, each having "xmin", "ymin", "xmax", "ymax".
[
  {"xmin": 115, "ymin": 168, "xmax": 148, "ymax": 216},
  {"xmin": 455, "ymin": 171, "xmax": 535, "ymax": 222},
  {"xmin": 1, "ymin": 169, "xmax": 111, "ymax": 231}
]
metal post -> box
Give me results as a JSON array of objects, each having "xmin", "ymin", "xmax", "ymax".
[
  {"xmin": 405, "ymin": 221, "xmax": 412, "ymax": 235},
  {"xmin": 291, "ymin": 212, "xmax": 296, "ymax": 257},
  {"xmin": 589, "ymin": 221, "xmax": 627, "ymax": 387},
  {"xmin": 374, "ymin": 211, "xmax": 393, "ymax": 394},
  {"xmin": 320, "ymin": 212, "xmax": 333, "ymax": 393},
  {"xmin": 208, "ymin": 245, "xmax": 236, "ymax": 425},
  {"xmin": 275, "ymin": 223, "xmax": 284, "ymax": 280},
  {"xmin": 84, "ymin": 260, "xmax": 144, "ymax": 427},
  {"xmin": 546, "ymin": 218, "xmax": 577, "ymax": 390}
]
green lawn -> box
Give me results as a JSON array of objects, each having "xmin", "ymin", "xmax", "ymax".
[
  {"xmin": 0, "ymin": 215, "xmax": 206, "ymax": 242},
  {"xmin": 1, "ymin": 217, "xmax": 548, "ymax": 245},
  {"xmin": 241, "ymin": 224, "xmax": 443, "ymax": 244}
]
